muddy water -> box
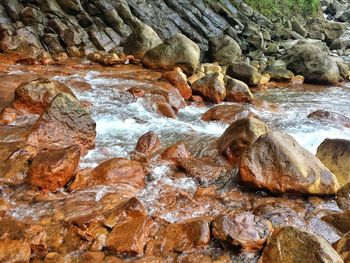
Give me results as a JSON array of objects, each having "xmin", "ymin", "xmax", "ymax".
[{"xmin": 0, "ymin": 60, "xmax": 350, "ymax": 260}]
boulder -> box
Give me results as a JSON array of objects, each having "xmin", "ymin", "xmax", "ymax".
[
  {"xmin": 285, "ymin": 43, "xmax": 340, "ymax": 84},
  {"xmin": 322, "ymin": 211, "xmax": 350, "ymax": 234},
  {"xmin": 27, "ymin": 145, "xmax": 80, "ymax": 192},
  {"xmin": 337, "ymin": 183, "xmax": 350, "ymax": 210},
  {"xmin": 224, "ymin": 76, "xmax": 254, "ymax": 103},
  {"xmin": 0, "ymin": 240, "xmax": 31, "ymax": 263},
  {"xmin": 210, "ymin": 35, "xmax": 242, "ymax": 65},
  {"xmin": 259, "ymin": 226, "xmax": 343, "ymax": 263},
  {"xmin": 240, "ymin": 131, "xmax": 340, "ymax": 194},
  {"xmin": 143, "ymin": 33, "xmax": 200, "ymax": 74},
  {"xmin": 161, "ymin": 69, "xmax": 192, "ymax": 100},
  {"xmin": 308, "ymin": 110, "xmax": 350, "ymax": 128},
  {"xmin": 156, "ymin": 101, "xmax": 177, "ymax": 119},
  {"xmin": 212, "ymin": 212, "xmax": 272, "ymax": 251},
  {"xmin": 218, "ymin": 118, "xmax": 268, "ymax": 165},
  {"xmin": 291, "ymin": 19, "xmax": 308, "ymax": 38},
  {"xmin": 124, "ymin": 23, "xmax": 162, "ymax": 59},
  {"xmin": 226, "ymin": 62, "xmax": 262, "ymax": 86},
  {"xmin": 161, "ymin": 142, "xmax": 191, "ymax": 166},
  {"xmin": 135, "ymin": 131, "xmax": 160, "ymax": 155},
  {"xmin": 56, "ymin": 0, "xmax": 82, "ymax": 15},
  {"xmin": 334, "ymin": 231, "xmax": 350, "ymax": 262},
  {"xmin": 202, "ymin": 104, "xmax": 255, "ymax": 124},
  {"xmin": 191, "ymin": 73, "xmax": 226, "ymax": 104},
  {"xmin": 27, "ymin": 93, "xmax": 96, "ymax": 155},
  {"xmin": 263, "ymin": 66, "xmax": 294, "ymax": 82}
]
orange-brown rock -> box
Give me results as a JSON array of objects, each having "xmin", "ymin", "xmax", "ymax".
[
  {"xmin": 308, "ymin": 110, "xmax": 350, "ymax": 128},
  {"xmin": 0, "ymin": 107, "xmax": 16, "ymax": 125},
  {"xmin": 80, "ymin": 251, "xmax": 105, "ymax": 262},
  {"xmin": 0, "ymin": 198, "xmax": 8, "ymax": 216},
  {"xmin": 212, "ymin": 212, "xmax": 272, "ymax": 251},
  {"xmin": 161, "ymin": 142, "xmax": 191, "ymax": 165},
  {"xmin": 135, "ymin": 131, "xmax": 160, "ymax": 155},
  {"xmin": 322, "ymin": 210, "xmax": 350, "ymax": 234},
  {"xmin": 26, "ymin": 93, "xmax": 96, "ymax": 155},
  {"xmin": 161, "ymin": 70, "xmax": 192, "ymax": 100},
  {"xmin": 156, "ymin": 101, "xmax": 177, "ymax": 119},
  {"xmin": 70, "ymin": 158, "xmax": 146, "ymax": 191},
  {"xmin": 106, "ymin": 216, "xmax": 153, "ymax": 256},
  {"xmin": 337, "ymin": 183, "xmax": 350, "ymax": 210},
  {"xmin": 334, "ymin": 231, "xmax": 350, "ymax": 263},
  {"xmin": 218, "ymin": 117, "xmax": 268, "ymax": 165},
  {"xmin": 162, "ymin": 217, "xmax": 211, "ymax": 254},
  {"xmin": 27, "ymin": 145, "xmax": 80, "ymax": 192},
  {"xmin": 225, "ymin": 76, "xmax": 254, "ymax": 103},
  {"xmin": 202, "ymin": 104, "xmax": 256, "ymax": 124},
  {"xmin": 0, "ymin": 240, "xmax": 31, "ymax": 263},
  {"xmin": 192, "ymin": 73, "xmax": 226, "ymax": 104}
]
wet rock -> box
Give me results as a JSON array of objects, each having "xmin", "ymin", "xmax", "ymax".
[
  {"xmin": 202, "ymin": 104, "xmax": 255, "ymax": 124},
  {"xmin": 240, "ymin": 131, "xmax": 340, "ymax": 194},
  {"xmin": 0, "ymin": 199, "xmax": 8, "ymax": 216},
  {"xmin": 162, "ymin": 217, "xmax": 211, "ymax": 254},
  {"xmin": 27, "ymin": 145, "xmax": 80, "ymax": 192},
  {"xmin": 106, "ymin": 216, "xmax": 153, "ymax": 256},
  {"xmin": 156, "ymin": 101, "xmax": 177, "ymax": 119},
  {"xmin": 337, "ymin": 183, "xmax": 350, "ymax": 210},
  {"xmin": 0, "ymin": 107, "xmax": 16, "ymax": 125},
  {"xmin": 25, "ymin": 224, "xmax": 48, "ymax": 258},
  {"xmin": 226, "ymin": 62, "xmax": 262, "ymax": 86},
  {"xmin": 70, "ymin": 158, "xmax": 145, "ymax": 190},
  {"xmin": 192, "ymin": 73, "xmax": 226, "ymax": 104},
  {"xmin": 308, "ymin": 110, "xmax": 350, "ymax": 128},
  {"xmin": 38, "ymin": 51, "xmax": 54, "ymax": 66},
  {"xmin": 161, "ymin": 69, "xmax": 192, "ymax": 100},
  {"xmin": 27, "ymin": 93, "xmax": 96, "ymax": 155},
  {"xmin": 334, "ymin": 231, "xmax": 350, "ymax": 262},
  {"xmin": 66, "ymin": 46, "xmax": 80, "ymax": 58},
  {"xmin": 143, "ymin": 33, "xmax": 200, "ymax": 75},
  {"xmin": 0, "ymin": 240, "xmax": 31, "ymax": 263},
  {"xmin": 225, "ymin": 76, "xmax": 254, "ymax": 103},
  {"xmin": 285, "ymin": 43, "xmax": 340, "ymax": 85},
  {"xmin": 211, "ymin": 35, "xmax": 242, "ymax": 65},
  {"xmin": 0, "ymin": 34, "xmax": 41, "ymax": 60},
  {"xmin": 322, "ymin": 211, "xmax": 350, "ymax": 234},
  {"xmin": 263, "ymin": 66, "xmax": 295, "ymax": 82},
  {"xmin": 212, "ymin": 212, "xmax": 272, "ymax": 251},
  {"xmin": 161, "ymin": 142, "xmax": 191, "ymax": 166},
  {"xmin": 316, "ymin": 139, "xmax": 350, "ymax": 187},
  {"xmin": 218, "ymin": 117, "xmax": 268, "ymax": 165},
  {"xmin": 135, "ymin": 131, "xmax": 160, "ymax": 155},
  {"xmin": 259, "ymin": 226, "xmax": 343, "ymax": 263},
  {"xmin": 80, "ymin": 251, "xmax": 105, "ymax": 262},
  {"xmin": 124, "ymin": 23, "xmax": 162, "ymax": 60}
]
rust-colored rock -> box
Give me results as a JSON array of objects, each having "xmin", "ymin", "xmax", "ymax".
[
  {"xmin": 322, "ymin": 210, "xmax": 350, "ymax": 234},
  {"xmin": 161, "ymin": 70, "xmax": 192, "ymax": 100},
  {"xmin": 337, "ymin": 183, "xmax": 350, "ymax": 210},
  {"xmin": 0, "ymin": 107, "xmax": 16, "ymax": 125},
  {"xmin": 218, "ymin": 117, "xmax": 268, "ymax": 165},
  {"xmin": 192, "ymin": 73, "xmax": 226, "ymax": 104},
  {"xmin": 225, "ymin": 76, "xmax": 254, "ymax": 103},
  {"xmin": 27, "ymin": 145, "xmax": 80, "ymax": 192},
  {"xmin": 0, "ymin": 240, "xmax": 31, "ymax": 263},
  {"xmin": 161, "ymin": 142, "xmax": 191, "ymax": 165},
  {"xmin": 106, "ymin": 216, "xmax": 153, "ymax": 256},
  {"xmin": 202, "ymin": 104, "xmax": 255, "ymax": 124},
  {"xmin": 156, "ymin": 101, "xmax": 176, "ymax": 119},
  {"xmin": 334, "ymin": 231, "xmax": 350, "ymax": 263},
  {"xmin": 212, "ymin": 212, "xmax": 272, "ymax": 251},
  {"xmin": 308, "ymin": 110, "xmax": 350, "ymax": 128},
  {"xmin": 27, "ymin": 93, "xmax": 96, "ymax": 155},
  {"xmin": 135, "ymin": 131, "xmax": 160, "ymax": 155},
  {"xmin": 0, "ymin": 199, "xmax": 8, "ymax": 216}
]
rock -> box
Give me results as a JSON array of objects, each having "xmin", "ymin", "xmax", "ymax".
[
  {"xmin": 322, "ymin": 211, "xmax": 350, "ymax": 234},
  {"xmin": 70, "ymin": 158, "xmax": 145, "ymax": 191},
  {"xmin": 0, "ymin": 240, "xmax": 31, "ymax": 263},
  {"xmin": 308, "ymin": 110, "xmax": 350, "ymax": 128},
  {"xmin": 218, "ymin": 118, "xmax": 268, "ymax": 165},
  {"xmin": 210, "ymin": 35, "xmax": 242, "ymax": 65},
  {"xmin": 13, "ymin": 78, "xmax": 61, "ymax": 114},
  {"xmin": 66, "ymin": 46, "xmax": 80, "ymax": 57},
  {"xmin": 212, "ymin": 212, "xmax": 272, "ymax": 251},
  {"xmin": 162, "ymin": 217, "xmax": 211, "ymax": 254},
  {"xmin": 191, "ymin": 73, "xmax": 226, "ymax": 104},
  {"xmin": 197, "ymin": 63, "xmax": 222, "ymax": 75},
  {"xmin": 247, "ymin": 32, "xmax": 264, "ymax": 50},
  {"xmin": 264, "ymin": 66, "xmax": 294, "ymax": 82},
  {"xmin": 226, "ymin": 62, "xmax": 262, "ymax": 86},
  {"xmin": 156, "ymin": 101, "xmax": 177, "ymax": 119},
  {"xmin": 27, "ymin": 93, "xmax": 96, "ymax": 155},
  {"xmin": 285, "ymin": 43, "xmax": 340, "ymax": 84},
  {"xmin": 135, "ymin": 131, "xmax": 160, "ymax": 155},
  {"xmin": 291, "ymin": 19, "xmax": 308, "ymax": 38},
  {"xmin": 124, "ymin": 23, "xmax": 162, "ymax": 59},
  {"xmin": 240, "ymin": 131, "xmax": 340, "ymax": 194},
  {"xmin": 0, "ymin": 199, "xmax": 8, "ymax": 216},
  {"xmin": 80, "ymin": 251, "xmax": 105, "ymax": 263},
  {"xmin": 27, "ymin": 145, "xmax": 80, "ymax": 192},
  {"xmin": 143, "ymin": 33, "xmax": 200, "ymax": 74},
  {"xmin": 161, "ymin": 142, "xmax": 191, "ymax": 165},
  {"xmin": 106, "ymin": 216, "xmax": 153, "ymax": 256},
  {"xmin": 0, "ymin": 107, "xmax": 16, "ymax": 125},
  {"xmin": 337, "ymin": 183, "xmax": 350, "ymax": 210},
  {"xmin": 56, "ymin": 0, "xmax": 82, "ymax": 15},
  {"xmin": 161, "ymin": 69, "xmax": 192, "ymax": 100},
  {"xmin": 224, "ymin": 76, "xmax": 254, "ymax": 103},
  {"xmin": 316, "ymin": 139, "xmax": 350, "ymax": 187},
  {"xmin": 202, "ymin": 104, "xmax": 255, "ymax": 124},
  {"xmin": 259, "ymin": 226, "xmax": 343, "ymax": 263},
  {"xmin": 334, "ymin": 231, "xmax": 350, "ymax": 262}
]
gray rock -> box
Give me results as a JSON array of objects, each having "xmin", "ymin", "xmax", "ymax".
[
  {"xmin": 226, "ymin": 62, "xmax": 262, "ymax": 86},
  {"xmin": 210, "ymin": 35, "xmax": 242, "ymax": 65}
]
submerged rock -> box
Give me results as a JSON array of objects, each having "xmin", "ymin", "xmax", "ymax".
[
  {"xmin": 135, "ymin": 131, "xmax": 160, "ymax": 155},
  {"xmin": 202, "ymin": 104, "xmax": 255, "ymax": 124},
  {"xmin": 239, "ymin": 131, "xmax": 340, "ymax": 194},
  {"xmin": 161, "ymin": 142, "xmax": 191, "ymax": 166},
  {"xmin": 192, "ymin": 73, "xmax": 226, "ymax": 104},
  {"xmin": 308, "ymin": 110, "xmax": 350, "ymax": 128}
]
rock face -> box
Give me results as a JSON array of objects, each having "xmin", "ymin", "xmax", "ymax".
[
  {"xmin": 202, "ymin": 104, "xmax": 255, "ymax": 124},
  {"xmin": 0, "ymin": 240, "xmax": 31, "ymax": 263},
  {"xmin": 211, "ymin": 35, "xmax": 242, "ymax": 65},
  {"xmin": 143, "ymin": 33, "xmax": 200, "ymax": 74},
  {"xmin": 226, "ymin": 62, "xmax": 262, "ymax": 86},
  {"xmin": 316, "ymin": 139, "xmax": 350, "ymax": 187},
  {"xmin": 27, "ymin": 93, "xmax": 96, "ymax": 155},
  {"xmin": 240, "ymin": 131, "xmax": 340, "ymax": 195},
  {"xmin": 192, "ymin": 73, "xmax": 226, "ymax": 104},
  {"xmin": 285, "ymin": 43, "xmax": 340, "ymax": 84},
  {"xmin": 218, "ymin": 118, "xmax": 268, "ymax": 165},
  {"xmin": 27, "ymin": 145, "xmax": 80, "ymax": 192},
  {"xmin": 259, "ymin": 226, "xmax": 344, "ymax": 263}
]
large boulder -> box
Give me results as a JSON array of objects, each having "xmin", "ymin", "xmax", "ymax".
[
  {"xmin": 224, "ymin": 76, "xmax": 254, "ymax": 103},
  {"xmin": 239, "ymin": 131, "xmax": 340, "ymax": 194},
  {"xmin": 27, "ymin": 93, "xmax": 96, "ymax": 155},
  {"xmin": 226, "ymin": 62, "xmax": 262, "ymax": 86},
  {"xmin": 285, "ymin": 43, "xmax": 340, "ymax": 84},
  {"xmin": 210, "ymin": 35, "xmax": 242, "ymax": 65},
  {"xmin": 143, "ymin": 33, "xmax": 200, "ymax": 74},
  {"xmin": 191, "ymin": 73, "xmax": 226, "ymax": 104},
  {"xmin": 316, "ymin": 139, "xmax": 350, "ymax": 187},
  {"xmin": 259, "ymin": 226, "xmax": 343, "ymax": 263},
  {"xmin": 124, "ymin": 23, "xmax": 162, "ymax": 59},
  {"xmin": 218, "ymin": 118, "xmax": 268, "ymax": 165}
]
